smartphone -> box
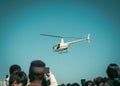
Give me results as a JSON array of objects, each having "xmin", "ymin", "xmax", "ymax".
[
  {"xmin": 81, "ymin": 79, "xmax": 86, "ymax": 86},
  {"xmin": 45, "ymin": 67, "xmax": 50, "ymax": 74}
]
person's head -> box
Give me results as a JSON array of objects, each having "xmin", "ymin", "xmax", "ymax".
[
  {"xmin": 71, "ymin": 83, "xmax": 79, "ymax": 86},
  {"xmin": 85, "ymin": 80, "xmax": 94, "ymax": 86},
  {"xmin": 61, "ymin": 83, "xmax": 65, "ymax": 86},
  {"xmin": 94, "ymin": 76, "xmax": 104, "ymax": 86},
  {"xmin": 29, "ymin": 60, "xmax": 46, "ymax": 82},
  {"xmin": 106, "ymin": 63, "xmax": 120, "ymax": 80},
  {"xmin": 66, "ymin": 83, "xmax": 71, "ymax": 86},
  {"xmin": 9, "ymin": 64, "xmax": 21, "ymax": 75},
  {"xmin": 9, "ymin": 71, "xmax": 27, "ymax": 86}
]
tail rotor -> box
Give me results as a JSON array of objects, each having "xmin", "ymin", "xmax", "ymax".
[{"xmin": 87, "ymin": 34, "xmax": 90, "ymax": 43}]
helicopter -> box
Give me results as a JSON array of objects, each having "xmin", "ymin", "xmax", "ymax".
[{"xmin": 40, "ymin": 34, "xmax": 90, "ymax": 52}]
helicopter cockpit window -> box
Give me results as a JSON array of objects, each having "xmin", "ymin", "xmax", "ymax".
[
  {"xmin": 57, "ymin": 44, "xmax": 60, "ymax": 49},
  {"xmin": 53, "ymin": 44, "xmax": 60, "ymax": 49}
]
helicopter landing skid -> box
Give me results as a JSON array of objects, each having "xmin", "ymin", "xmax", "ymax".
[{"xmin": 58, "ymin": 50, "xmax": 68, "ymax": 54}]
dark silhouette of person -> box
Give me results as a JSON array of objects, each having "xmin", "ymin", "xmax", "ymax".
[
  {"xmin": 9, "ymin": 64, "xmax": 21, "ymax": 75},
  {"xmin": 9, "ymin": 71, "xmax": 27, "ymax": 86},
  {"xmin": 100, "ymin": 63, "xmax": 120, "ymax": 86},
  {"xmin": 28, "ymin": 60, "xmax": 48, "ymax": 86}
]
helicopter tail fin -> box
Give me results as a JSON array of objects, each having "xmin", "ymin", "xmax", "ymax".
[{"xmin": 87, "ymin": 34, "xmax": 90, "ymax": 43}]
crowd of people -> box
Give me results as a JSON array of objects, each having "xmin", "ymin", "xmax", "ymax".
[
  {"xmin": 3, "ymin": 60, "xmax": 120, "ymax": 86},
  {"xmin": 4, "ymin": 60, "xmax": 58, "ymax": 86}
]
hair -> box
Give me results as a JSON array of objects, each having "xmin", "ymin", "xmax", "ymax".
[
  {"xmin": 29, "ymin": 60, "xmax": 46, "ymax": 82},
  {"xmin": 9, "ymin": 71, "xmax": 27, "ymax": 86},
  {"xmin": 71, "ymin": 83, "xmax": 79, "ymax": 86},
  {"xmin": 94, "ymin": 77, "xmax": 103, "ymax": 86},
  {"xmin": 66, "ymin": 83, "xmax": 71, "ymax": 86},
  {"xmin": 9, "ymin": 64, "xmax": 21, "ymax": 75},
  {"xmin": 85, "ymin": 80, "xmax": 94, "ymax": 86},
  {"xmin": 61, "ymin": 83, "xmax": 66, "ymax": 86},
  {"xmin": 106, "ymin": 63, "xmax": 120, "ymax": 79}
]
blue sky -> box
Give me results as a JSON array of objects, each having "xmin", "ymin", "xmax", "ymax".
[{"xmin": 0, "ymin": 0, "xmax": 120, "ymax": 84}]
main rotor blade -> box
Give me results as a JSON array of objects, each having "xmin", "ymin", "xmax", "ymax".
[
  {"xmin": 40, "ymin": 34, "xmax": 63, "ymax": 38},
  {"xmin": 64, "ymin": 36, "xmax": 82, "ymax": 39},
  {"xmin": 40, "ymin": 34, "xmax": 82, "ymax": 39}
]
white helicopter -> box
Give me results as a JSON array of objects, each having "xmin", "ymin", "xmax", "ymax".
[{"xmin": 40, "ymin": 34, "xmax": 90, "ymax": 52}]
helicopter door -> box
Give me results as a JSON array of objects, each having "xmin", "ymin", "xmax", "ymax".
[{"xmin": 57, "ymin": 44, "xmax": 60, "ymax": 49}]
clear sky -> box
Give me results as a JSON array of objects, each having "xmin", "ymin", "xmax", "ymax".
[{"xmin": 0, "ymin": 0, "xmax": 120, "ymax": 84}]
